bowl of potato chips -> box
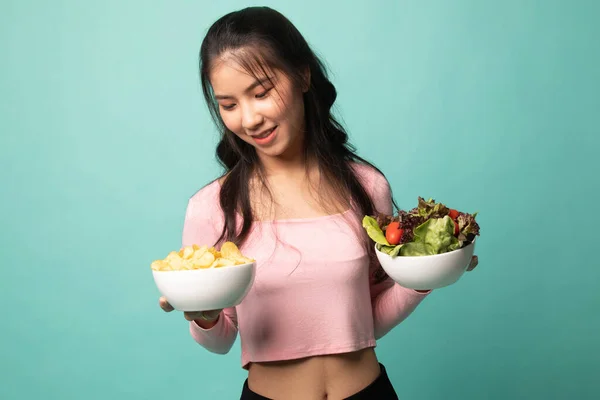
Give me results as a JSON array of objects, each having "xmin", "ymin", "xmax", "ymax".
[{"xmin": 151, "ymin": 242, "xmax": 256, "ymax": 311}]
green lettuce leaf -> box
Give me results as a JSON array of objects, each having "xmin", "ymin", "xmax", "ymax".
[
  {"xmin": 399, "ymin": 242, "xmax": 436, "ymax": 256},
  {"xmin": 399, "ymin": 215, "xmax": 459, "ymax": 256},
  {"xmin": 377, "ymin": 243, "xmax": 403, "ymax": 257},
  {"xmin": 362, "ymin": 216, "xmax": 390, "ymax": 246}
]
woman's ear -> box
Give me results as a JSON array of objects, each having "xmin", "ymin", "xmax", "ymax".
[{"xmin": 302, "ymin": 65, "xmax": 311, "ymax": 93}]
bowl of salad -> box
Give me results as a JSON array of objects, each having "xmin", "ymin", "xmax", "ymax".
[{"xmin": 363, "ymin": 197, "xmax": 480, "ymax": 290}]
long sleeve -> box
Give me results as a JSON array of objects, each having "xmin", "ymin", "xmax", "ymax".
[
  {"xmin": 367, "ymin": 171, "xmax": 431, "ymax": 339},
  {"xmin": 188, "ymin": 308, "xmax": 238, "ymax": 354},
  {"xmin": 181, "ymin": 187, "xmax": 239, "ymax": 354}
]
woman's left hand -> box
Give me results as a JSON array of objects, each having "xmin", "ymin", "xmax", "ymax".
[{"xmin": 466, "ymin": 255, "xmax": 479, "ymax": 271}]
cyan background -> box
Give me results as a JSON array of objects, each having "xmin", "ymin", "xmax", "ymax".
[{"xmin": 1, "ymin": 1, "xmax": 598, "ymax": 399}]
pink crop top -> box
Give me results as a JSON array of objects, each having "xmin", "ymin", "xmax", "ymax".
[{"xmin": 181, "ymin": 162, "xmax": 431, "ymax": 370}]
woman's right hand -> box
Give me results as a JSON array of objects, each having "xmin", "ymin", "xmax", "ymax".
[{"xmin": 159, "ymin": 296, "xmax": 222, "ymax": 329}]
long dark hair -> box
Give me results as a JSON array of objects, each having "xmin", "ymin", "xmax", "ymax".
[{"xmin": 199, "ymin": 6, "xmax": 395, "ymax": 247}]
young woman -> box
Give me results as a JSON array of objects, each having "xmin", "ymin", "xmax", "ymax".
[{"xmin": 159, "ymin": 6, "xmax": 478, "ymax": 400}]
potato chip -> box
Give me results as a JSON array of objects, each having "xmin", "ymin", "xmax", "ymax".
[
  {"xmin": 152, "ymin": 260, "xmax": 173, "ymax": 271},
  {"xmin": 209, "ymin": 257, "xmax": 236, "ymax": 269},
  {"xmin": 192, "ymin": 245, "xmax": 208, "ymax": 256},
  {"xmin": 221, "ymin": 242, "xmax": 242, "ymax": 259},
  {"xmin": 165, "ymin": 251, "xmax": 180, "ymax": 263},
  {"xmin": 236, "ymin": 256, "xmax": 254, "ymax": 265},
  {"xmin": 184, "ymin": 259, "xmax": 198, "ymax": 270},
  {"xmin": 193, "ymin": 251, "xmax": 215, "ymax": 269},
  {"xmin": 208, "ymin": 247, "xmax": 221, "ymax": 258},
  {"xmin": 152, "ymin": 241, "xmax": 254, "ymax": 271},
  {"xmin": 180, "ymin": 246, "xmax": 194, "ymax": 259}
]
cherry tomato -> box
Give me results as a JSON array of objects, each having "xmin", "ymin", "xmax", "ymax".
[
  {"xmin": 385, "ymin": 222, "xmax": 404, "ymax": 245},
  {"xmin": 449, "ymin": 209, "xmax": 459, "ymax": 220}
]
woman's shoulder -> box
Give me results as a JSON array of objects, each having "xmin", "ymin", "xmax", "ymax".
[
  {"xmin": 183, "ymin": 178, "xmax": 225, "ymax": 227},
  {"xmin": 187, "ymin": 177, "xmax": 222, "ymax": 210},
  {"xmin": 350, "ymin": 161, "xmax": 393, "ymax": 215},
  {"xmin": 350, "ymin": 161, "xmax": 389, "ymax": 189}
]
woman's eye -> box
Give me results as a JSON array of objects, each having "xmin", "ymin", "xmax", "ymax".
[
  {"xmin": 221, "ymin": 104, "xmax": 236, "ymax": 111},
  {"xmin": 256, "ymin": 88, "xmax": 273, "ymax": 99}
]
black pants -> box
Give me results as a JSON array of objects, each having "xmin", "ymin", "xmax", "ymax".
[{"xmin": 240, "ymin": 363, "xmax": 398, "ymax": 400}]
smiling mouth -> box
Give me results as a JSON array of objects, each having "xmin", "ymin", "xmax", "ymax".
[{"xmin": 253, "ymin": 126, "xmax": 277, "ymax": 139}]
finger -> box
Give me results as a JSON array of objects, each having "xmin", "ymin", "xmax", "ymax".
[
  {"xmin": 184, "ymin": 310, "xmax": 221, "ymax": 322},
  {"xmin": 467, "ymin": 255, "xmax": 479, "ymax": 271},
  {"xmin": 159, "ymin": 297, "xmax": 174, "ymax": 312},
  {"xmin": 205, "ymin": 309, "xmax": 222, "ymax": 319},
  {"xmin": 184, "ymin": 311, "xmax": 203, "ymax": 321}
]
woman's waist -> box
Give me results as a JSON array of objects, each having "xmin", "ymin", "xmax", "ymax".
[{"xmin": 247, "ymin": 348, "xmax": 381, "ymax": 399}]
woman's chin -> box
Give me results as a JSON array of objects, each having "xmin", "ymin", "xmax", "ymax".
[
  {"xmin": 256, "ymin": 140, "xmax": 291, "ymax": 159},
  {"xmin": 253, "ymin": 133, "xmax": 303, "ymax": 161}
]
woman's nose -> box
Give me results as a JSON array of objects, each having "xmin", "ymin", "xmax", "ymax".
[{"xmin": 241, "ymin": 104, "xmax": 264, "ymax": 131}]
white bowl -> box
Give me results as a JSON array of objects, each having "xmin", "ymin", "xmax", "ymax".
[
  {"xmin": 374, "ymin": 242, "xmax": 475, "ymax": 290},
  {"xmin": 152, "ymin": 262, "xmax": 256, "ymax": 311}
]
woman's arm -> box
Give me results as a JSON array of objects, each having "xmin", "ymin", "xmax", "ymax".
[
  {"xmin": 367, "ymin": 171, "xmax": 432, "ymax": 339},
  {"xmin": 181, "ymin": 193, "xmax": 239, "ymax": 354},
  {"xmin": 188, "ymin": 308, "xmax": 238, "ymax": 354}
]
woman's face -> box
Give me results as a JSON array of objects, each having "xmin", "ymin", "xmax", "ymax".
[{"xmin": 209, "ymin": 55, "xmax": 307, "ymax": 161}]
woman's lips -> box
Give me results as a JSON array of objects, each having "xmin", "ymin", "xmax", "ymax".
[{"xmin": 252, "ymin": 126, "xmax": 277, "ymax": 145}]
